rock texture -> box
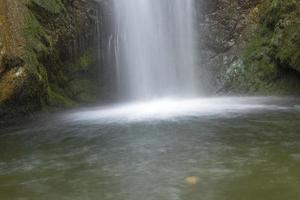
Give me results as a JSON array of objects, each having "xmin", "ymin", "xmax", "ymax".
[
  {"xmin": 236, "ymin": 0, "xmax": 300, "ymax": 95},
  {"xmin": 198, "ymin": 0, "xmax": 300, "ymax": 95},
  {"xmin": 0, "ymin": 0, "xmax": 106, "ymax": 119},
  {"xmin": 197, "ymin": 0, "xmax": 262, "ymax": 93}
]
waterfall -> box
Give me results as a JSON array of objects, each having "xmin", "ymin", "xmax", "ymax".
[{"xmin": 113, "ymin": 0, "xmax": 198, "ymax": 100}]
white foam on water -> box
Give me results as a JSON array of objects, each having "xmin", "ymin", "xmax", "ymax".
[{"xmin": 67, "ymin": 97, "xmax": 290, "ymax": 123}]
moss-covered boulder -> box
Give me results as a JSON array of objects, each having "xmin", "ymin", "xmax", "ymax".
[
  {"xmin": 227, "ymin": 0, "xmax": 300, "ymax": 94},
  {"xmin": 0, "ymin": 0, "xmax": 103, "ymax": 119}
]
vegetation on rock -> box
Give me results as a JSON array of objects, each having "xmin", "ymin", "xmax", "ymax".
[
  {"xmin": 0, "ymin": 0, "xmax": 101, "ymax": 119},
  {"xmin": 227, "ymin": 0, "xmax": 300, "ymax": 94}
]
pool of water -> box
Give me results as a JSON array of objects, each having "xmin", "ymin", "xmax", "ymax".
[{"xmin": 0, "ymin": 97, "xmax": 300, "ymax": 200}]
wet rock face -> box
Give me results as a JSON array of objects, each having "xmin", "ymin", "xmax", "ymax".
[
  {"xmin": 0, "ymin": 0, "xmax": 106, "ymax": 119},
  {"xmin": 0, "ymin": 55, "xmax": 24, "ymax": 74},
  {"xmin": 199, "ymin": 0, "xmax": 300, "ymax": 95},
  {"xmin": 197, "ymin": 0, "xmax": 261, "ymax": 93},
  {"xmin": 243, "ymin": 0, "xmax": 300, "ymax": 94},
  {"xmin": 199, "ymin": 0, "xmax": 260, "ymax": 50},
  {"xmin": 0, "ymin": 43, "xmax": 4, "ymax": 75},
  {"xmin": 0, "ymin": 0, "xmax": 33, "ymax": 119}
]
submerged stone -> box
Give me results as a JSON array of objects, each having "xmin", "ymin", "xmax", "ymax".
[{"xmin": 185, "ymin": 176, "xmax": 200, "ymax": 185}]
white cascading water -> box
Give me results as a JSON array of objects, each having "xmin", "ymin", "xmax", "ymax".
[
  {"xmin": 113, "ymin": 0, "xmax": 198, "ymax": 100},
  {"xmin": 69, "ymin": 1, "xmax": 285, "ymax": 123}
]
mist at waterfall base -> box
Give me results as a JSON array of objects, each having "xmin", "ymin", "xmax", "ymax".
[
  {"xmin": 71, "ymin": 0, "xmax": 294, "ymax": 122},
  {"xmin": 92, "ymin": 0, "xmax": 215, "ymax": 121}
]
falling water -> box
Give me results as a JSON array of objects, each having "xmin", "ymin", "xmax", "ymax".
[{"xmin": 113, "ymin": 0, "xmax": 198, "ymax": 100}]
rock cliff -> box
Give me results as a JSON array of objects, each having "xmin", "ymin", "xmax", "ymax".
[
  {"xmin": 199, "ymin": 0, "xmax": 300, "ymax": 95},
  {"xmin": 0, "ymin": 0, "xmax": 109, "ymax": 119}
]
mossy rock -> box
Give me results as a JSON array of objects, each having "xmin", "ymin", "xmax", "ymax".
[
  {"xmin": 68, "ymin": 79, "xmax": 98, "ymax": 103},
  {"xmin": 232, "ymin": 0, "xmax": 300, "ymax": 95},
  {"xmin": 26, "ymin": 0, "xmax": 64, "ymax": 14},
  {"xmin": 21, "ymin": 0, "xmax": 99, "ymax": 108},
  {"xmin": 0, "ymin": 67, "xmax": 48, "ymax": 113},
  {"xmin": 1, "ymin": 0, "xmax": 102, "ymax": 117},
  {"xmin": 47, "ymin": 87, "xmax": 76, "ymax": 108}
]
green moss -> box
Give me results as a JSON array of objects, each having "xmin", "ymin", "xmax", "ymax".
[
  {"xmin": 231, "ymin": 0, "xmax": 300, "ymax": 95},
  {"xmin": 26, "ymin": 0, "xmax": 64, "ymax": 14},
  {"xmin": 19, "ymin": 0, "xmax": 99, "ymax": 109},
  {"xmin": 0, "ymin": 0, "xmax": 100, "ymax": 116},
  {"xmin": 68, "ymin": 79, "xmax": 97, "ymax": 103},
  {"xmin": 78, "ymin": 54, "xmax": 93, "ymax": 71},
  {"xmin": 23, "ymin": 12, "xmax": 51, "ymax": 67},
  {"xmin": 47, "ymin": 87, "xmax": 76, "ymax": 107},
  {"xmin": 260, "ymin": 0, "xmax": 297, "ymax": 29},
  {"xmin": 23, "ymin": 0, "xmax": 72, "ymax": 107}
]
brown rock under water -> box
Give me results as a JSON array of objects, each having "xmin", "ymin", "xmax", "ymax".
[{"xmin": 185, "ymin": 176, "xmax": 200, "ymax": 185}]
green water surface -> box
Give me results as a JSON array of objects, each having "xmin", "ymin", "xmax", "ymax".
[{"xmin": 0, "ymin": 98, "xmax": 299, "ymax": 200}]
